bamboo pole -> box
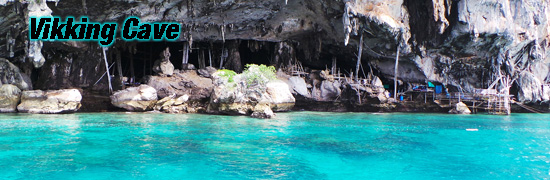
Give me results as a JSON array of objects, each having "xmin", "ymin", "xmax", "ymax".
[
  {"xmin": 182, "ymin": 42, "xmax": 189, "ymax": 66},
  {"xmin": 102, "ymin": 47, "xmax": 113, "ymax": 93}
]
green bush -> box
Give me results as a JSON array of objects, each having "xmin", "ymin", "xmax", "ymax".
[
  {"xmin": 217, "ymin": 69, "xmax": 237, "ymax": 82},
  {"xmin": 242, "ymin": 64, "xmax": 277, "ymax": 87}
]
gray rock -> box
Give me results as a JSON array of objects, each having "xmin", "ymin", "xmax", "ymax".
[
  {"xmin": 0, "ymin": 58, "xmax": 32, "ymax": 90},
  {"xmin": 543, "ymin": 85, "xmax": 550, "ymax": 102},
  {"xmin": 288, "ymin": 76, "xmax": 310, "ymax": 98},
  {"xmin": 17, "ymin": 89, "xmax": 82, "ymax": 114},
  {"xmin": 0, "ymin": 84, "xmax": 21, "ymax": 113},
  {"xmin": 251, "ymin": 103, "xmax": 274, "ymax": 119},
  {"xmin": 198, "ymin": 66, "xmax": 217, "ymax": 78},
  {"xmin": 518, "ymin": 71, "xmax": 544, "ymax": 103},
  {"xmin": 160, "ymin": 61, "xmax": 174, "ymax": 76},
  {"xmin": 152, "ymin": 48, "xmax": 174, "ymax": 76},
  {"xmin": 320, "ymin": 80, "xmax": 341, "ymax": 101},
  {"xmin": 266, "ymin": 80, "xmax": 295, "ymax": 111},
  {"xmin": 110, "ymin": 85, "xmax": 158, "ymax": 111},
  {"xmin": 147, "ymin": 70, "xmax": 213, "ymax": 99},
  {"xmin": 182, "ymin": 64, "xmax": 196, "ymax": 70},
  {"xmin": 449, "ymin": 102, "xmax": 471, "ymax": 114},
  {"xmin": 208, "ymin": 68, "xmax": 295, "ymax": 118}
]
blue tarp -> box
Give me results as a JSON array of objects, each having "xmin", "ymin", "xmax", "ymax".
[{"xmin": 435, "ymin": 85, "xmax": 443, "ymax": 94}]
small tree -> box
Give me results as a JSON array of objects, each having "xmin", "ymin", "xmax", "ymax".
[
  {"xmin": 216, "ymin": 69, "xmax": 237, "ymax": 83},
  {"xmin": 242, "ymin": 64, "xmax": 276, "ymax": 88}
]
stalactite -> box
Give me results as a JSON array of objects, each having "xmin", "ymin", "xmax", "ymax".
[
  {"xmin": 221, "ymin": 24, "xmax": 225, "ymax": 43},
  {"xmin": 343, "ymin": 2, "xmax": 352, "ymax": 46},
  {"xmin": 394, "ymin": 44, "xmax": 400, "ymax": 100},
  {"xmin": 81, "ymin": 0, "xmax": 87, "ymax": 14}
]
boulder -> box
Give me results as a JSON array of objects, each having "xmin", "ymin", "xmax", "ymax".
[
  {"xmin": 110, "ymin": 85, "xmax": 158, "ymax": 111},
  {"xmin": 266, "ymin": 80, "xmax": 295, "ymax": 111},
  {"xmin": 152, "ymin": 47, "xmax": 174, "ymax": 76},
  {"xmin": 320, "ymin": 80, "xmax": 341, "ymax": 101},
  {"xmin": 0, "ymin": 84, "xmax": 21, "ymax": 113},
  {"xmin": 182, "ymin": 63, "xmax": 196, "ymax": 70},
  {"xmin": 160, "ymin": 61, "xmax": 175, "ymax": 76},
  {"xmin": 448, "ymin": 102, "xmax": 471, "ymax": 114},
  {"xmin": 251, "ymin": 103, "xmax": 274, "ymax": 119},
  {"xmin": 287, "ymin": 76, "xmax": 310, "ymax": 98},
  {"xmin": 153, "ymin": 95, "xmax": 176, "ymax": 111},
  {"xmin": 198, "ymin": 66, "xmax": 217, "ymax": 78},
  {"xmin": 208, "ymin": 74, "xmax": 252, "ymax": 115},
  {"xmin": 0, "ymin": 58, "xmax": 32, "ymax": 90},
  {"xmin": 208, "ymin": 67, "xmax": 296, "ymax": 118},
  {"xmin": 17, "ymin": 89, "xmax": 82, "ymax": 114}
]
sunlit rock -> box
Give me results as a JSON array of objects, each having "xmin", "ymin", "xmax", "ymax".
[
  {"xmin": 17, "ymin": 89, "xmax": 82, "ymax": 114},
  {"xmin": 0, "ymin": 84, "xmax": 21, "ymax": 113},
  {"xmin": 110, "ymin": 85, "xmax": 157, "ymax": 111}
]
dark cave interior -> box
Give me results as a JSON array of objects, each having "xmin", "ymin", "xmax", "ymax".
[{"xmin": 101, "ymin": 39, "xmax": 373, "ymax": 83}]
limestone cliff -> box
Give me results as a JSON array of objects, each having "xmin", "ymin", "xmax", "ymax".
[{"xmin": 0, "ymin": 0, "xmax": 549, "ymax": 105}]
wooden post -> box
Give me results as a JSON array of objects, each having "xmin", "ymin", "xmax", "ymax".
[
  {"xmin": 115, "ymin": 49, "xmax": 123, "ymax": 77},
  {"xmin": 208, "ymin": 48, "xmax": 212, "ymax": 67},
  {"xmin": 199, "ymin": 49, "xmax": 206, "ymax": 69},
  {"xmin": 182, "ymin": 42, "xmax": 189, "ymax": 66},
  {"xmin": 102, "ymin": 47, "xmax": 113, "ymax": 93},
  {"xmin": 394, "ymin": 44, "xmax": 400, "ymax": 100},
  {"xmin": 129, "ymin": 51, "xmax": 135, "ymax": 83},
  {"xmin": 149, "ymin": 46, "xmax": 153, "ymax": 75},
  {"xmin": 355, "ymin": 33, "xmax": 363, "ymax": 82},
  {"xmin": 332, "ymin": 56, "xmax": 337, "ymax": 74}
]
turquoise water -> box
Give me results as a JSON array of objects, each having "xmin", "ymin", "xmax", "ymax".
[{"xmin": 0, "ymin": 112, "xmax": 549, "ymax": 179}]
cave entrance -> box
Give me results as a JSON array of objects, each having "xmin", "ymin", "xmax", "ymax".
[
  {"xmin": 114, "ymin": 40, "xmax": 281, "ymax": 84},
  {"xmin": 239, "ymin": 40, "xmax": 273, "ymax": 67},
  {"xmin": 115, "ymin": 41, "xmax": 217, "ymax": 84}
]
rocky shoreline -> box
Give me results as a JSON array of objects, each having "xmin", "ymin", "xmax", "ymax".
[
  {"xmin": 3, "ymin": 55, "xmax": 550, "ymax": 117},
  {"xmin": 2, "ymin": 1, "xmax": 550, "ymax": 116}
]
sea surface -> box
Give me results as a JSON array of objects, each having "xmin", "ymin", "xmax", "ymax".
[{"xmin": 0, "ymin": 112, "xmax": 549, "ymax": 179}]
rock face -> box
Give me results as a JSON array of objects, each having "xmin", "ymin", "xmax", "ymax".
[
  {"xmin": 146, "ymin": 70, "xmax": 213, "ymax": 100},
  {"xmin": 0, "ymin": 84, "xmax": 21, "ymax": 113},
  {"xmin": 449, "ymin": 102, "xmax": 472, "ymax": 114},
  {"xmin": 110, "ymin": 85, "xmax": 158, "ymax": 111},
  {"xmin": 0, "ymin": 58, "xmax": 32, "ymax": 90},
  {"xmin": 17, "ymin": 89, "xmax": 82, "ymax": 114},
  {"xmin": 517, "ymin": 71, "xmax": 544, "ymax": 103}
]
